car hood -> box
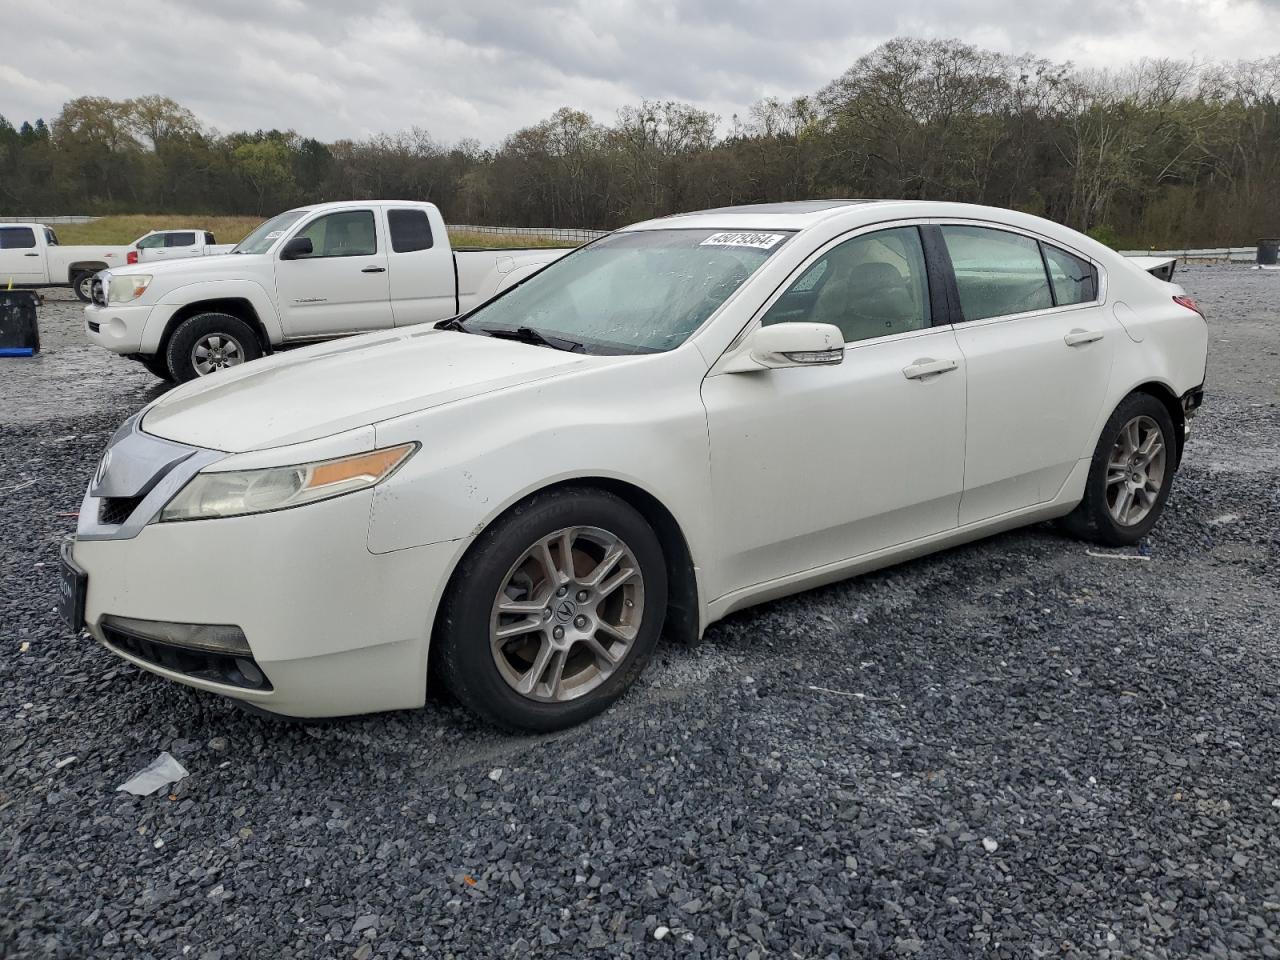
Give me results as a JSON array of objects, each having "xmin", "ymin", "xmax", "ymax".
[
  {"xmin": 141, "ymin": 329, "xmax": 595, "ymax": 452},
  {"xmin": 106, "ymin": 252, "xmax": 266, "ymax": 281}
]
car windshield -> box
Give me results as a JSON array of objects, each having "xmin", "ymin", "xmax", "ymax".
[
  {"xmin": 462, "ymin": 228, "xmax": 794, "ymax": 354},
  {"xmin": 232, "ymin": 210, "xmax": 308, "ymax": 255}
]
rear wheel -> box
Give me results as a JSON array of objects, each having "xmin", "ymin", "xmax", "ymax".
[
  {"xmin": 1060, "ymin": 393, "xmax": 1177, "ymax": 546},
  {"xmin": 436, "ymin": 487, "xmax": 667, "ymax": 731},
  {"xmin": 72, "ymin": 271, "xmax": 95, "ymax": 303},
  {"xmin": 164, "ymin": 312, "xmax": 262, "ymax": 383}
]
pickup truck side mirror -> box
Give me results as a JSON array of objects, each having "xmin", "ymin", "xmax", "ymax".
[
  {"xmin": 721, "ymin": 322, "xmax": 845, "ymax": 374},
  {"xmin": 280, "ymin": 236, "xmax": 313, "ymax": 260}
]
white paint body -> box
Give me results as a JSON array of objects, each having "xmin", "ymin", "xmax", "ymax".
[
  {"xmin": 71, "ymin": 201, "xmax": 1209, "ymax": 718},
  {"xmin": 0, "ymin": 224, "xmax": 231, "ymax": 286},
  {"xmin": 80, "ymin": 201, "xmax": 569, "ymax": 358}
]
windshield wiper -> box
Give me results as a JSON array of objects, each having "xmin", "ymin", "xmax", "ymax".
[{"xmin": 475, "ymin": 325, "xmax": 584, "ymax": 353}]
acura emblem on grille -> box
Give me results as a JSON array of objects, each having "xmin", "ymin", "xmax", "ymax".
[{"xmin": 94, "ymin": 450, "xmax": 112, "ymax": 488}]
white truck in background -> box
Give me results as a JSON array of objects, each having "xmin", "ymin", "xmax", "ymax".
[
  {"xmin": 83, "ymin": 200, "xmax": 574, "ymax": 382},
  {"xmin": 0, "ymin": 224, "xmax": 233, "ymax": 301}
]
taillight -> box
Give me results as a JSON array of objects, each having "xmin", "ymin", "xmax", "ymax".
[
  {"xmin": 126, "ymin": 250, "xmax": 138, "ymax": 264},
  {"xmin": 1173, "ymin": 295, "xmax": 1202, "ymax": 318}
]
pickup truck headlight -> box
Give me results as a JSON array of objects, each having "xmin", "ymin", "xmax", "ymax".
[
  {"xmin": 108, "ymin": 274, "xmax": 152, "ymax": 303},
  {"xmin": 159, "ymin": 443, "xmax": 416, "ymax": 522}
]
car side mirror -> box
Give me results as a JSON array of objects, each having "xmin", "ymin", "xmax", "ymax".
[
  {"xmin": 722, "ymin": 322, "xmax": 845, "ymax": 373},
  {"xmin": 280, "ymin": 236, "xmax": 313, "ymax": 260}
]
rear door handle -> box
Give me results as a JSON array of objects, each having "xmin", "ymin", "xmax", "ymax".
[
  {"xmin": 1064, "ymin": 328, "xmax": 1104, "ymax": 347},
  {"xmin": 23, "ymin": 252, "xmax": 39, "ymax": 257},
  {"xmin": 361, "ymin": 266, "xmax": 386, "ymax": 273},
  {"xmin": 903, "ymin": 357, "xmax": 958, "ymax": 380}
]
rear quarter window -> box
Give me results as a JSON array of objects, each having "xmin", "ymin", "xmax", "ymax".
[{"xmin": 388, "ymin": 209, "xmax": 434, "ymax": 253}]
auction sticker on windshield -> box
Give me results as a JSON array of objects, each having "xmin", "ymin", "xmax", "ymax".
[{"xmin": 700, "ymin": 232, "xmax": 788, "ymax": 250}]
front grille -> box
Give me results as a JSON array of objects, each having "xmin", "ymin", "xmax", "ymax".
[
  {"xmin": 102, "ymin": 624, "xmax": 272, "ymax": 691},
  {"xmin": 91, "ymin": 278, "xmax": 106, "ymax": 306},
  {"xmin": 98, "ymin": 496, "xmax": 144, "ymax": 526}
]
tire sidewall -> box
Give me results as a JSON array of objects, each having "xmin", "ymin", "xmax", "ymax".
[
  {"xmin": 1086, "ymin": 394, "xmax": 1177, "ymax": 545},
  {"xmin": 439, "ymin": 488, "xmax": 667, "ymax": 731},
  {"xmin": 73, "ymin": 272, "xmax": 93, "ymax": 302},
  {"xmin": 165, "ymin": 313, "xmax": 261, "ymax": 383}
]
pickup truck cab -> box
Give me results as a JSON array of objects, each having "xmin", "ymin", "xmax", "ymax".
[
  {"xmin": 130, "ymin": 230, "xmax": 233, "ymax": 265},
  {"xmin": 84, "ymin": 201, "xmax": 573, "ymax": 382},
  {"xmin": 0, "ymin": 223, "xmax": 232, "ymax": 301}
]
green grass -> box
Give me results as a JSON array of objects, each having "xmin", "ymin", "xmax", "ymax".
[{"xmin": 54, "ymin": 215, "xmax": 582, "ymax": 249}]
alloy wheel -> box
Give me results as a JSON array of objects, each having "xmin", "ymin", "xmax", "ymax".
[
  {"xmin": 191, "ymin": 334, "xmax": 245, "ymax": 375},
  {"xmin": 1106, "ymin": 414, "xmax": 1167, "ymax": 526},
  {"xmin": 489, "ymin": 525, "xmax": 644, "ymax": 702}
]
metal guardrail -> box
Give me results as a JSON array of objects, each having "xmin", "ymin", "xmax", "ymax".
[
  {"xmin": 0, "ymin": 215, "xmax": 101, "ymax": 225},
  {"xmin": 450, "ymin": 224, "xmax": 608, "ymax": 243},
  {"xmin": 1120, "ymin": 247, "xmax": 1258, "ymax": 262}
]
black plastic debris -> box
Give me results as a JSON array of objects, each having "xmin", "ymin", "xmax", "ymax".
[{"xmin": 0, "ymin": 289, "xmax": 40, "ymax": 356}]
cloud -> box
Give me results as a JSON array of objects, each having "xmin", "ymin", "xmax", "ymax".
[{"xmin": 1, "ymin": 0, "xmax": 1275, "ymax": 144}]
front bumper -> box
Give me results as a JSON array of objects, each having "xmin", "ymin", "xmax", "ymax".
[
  {"xmin": 70, "ymin": 418, "xmax": 469, "ymax": 717},
  {"xmin": 73, "ymin": 495, "xmax": 466, "ymax": 717},
  {"xmin": 85, "ymin": 302, "xmax": 157, "ymax": 355}
]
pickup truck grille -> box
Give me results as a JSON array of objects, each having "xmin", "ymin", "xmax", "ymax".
[{"xmin": 91, "ymin": 278, "xmax": 106, "ymax": 306}]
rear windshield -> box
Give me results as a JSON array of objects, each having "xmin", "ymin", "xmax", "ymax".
[
  {"xmin": 464, "ymin": 228, "xmax": 793, "ymax": 354},
  {"xmin": 232, "ymin": 210, "xmax": 308, "ymax": 255}
]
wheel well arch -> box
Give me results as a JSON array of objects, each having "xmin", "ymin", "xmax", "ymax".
[
  {"xmin": 432, "ymin": 476, "xmax": 702, "ymax": 659},
  {"xmin": 1129, "ymin": 381, "xmax": 1186, "ymax": 465},
  {"xmin": 159, "ymin": 299, "xmax": 271, "ymax": 356},
  {"xmin": 67, "ymin": 261, "xmax": 106, "ymax": 281}
]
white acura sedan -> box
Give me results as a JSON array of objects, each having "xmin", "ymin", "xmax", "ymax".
[{"xmin": 62, "ymin": 200, "xmax": 1208, "ymax": 729}]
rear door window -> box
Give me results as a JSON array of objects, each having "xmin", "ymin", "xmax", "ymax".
[
  {"xmin": 388, "ymin": 209, "xmax": 434, "ymax": 253},
  {"xmin": 0, "ymin": 227, "xmax": 37, "ymax": 249},
  {"xmin": 941, "ymin": 225, "xmax": 1053, "ymax": 321},
  {"xmin": 164, "ymin": 232, "xmax": 196, "ymax": 248},
  {"xmin": 1042, "ymin": 244, "xmax": 1098, "ymax": 305}
]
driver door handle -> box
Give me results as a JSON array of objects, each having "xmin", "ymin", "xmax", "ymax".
[
  {"xmin": 903, "ymin": 357, "xmax": 958, "ymax": 380},
  {"xmin": 1064, "ymin": 328, "xmax": 1104, "ymax": 347},
  {"xmin": 23, "ymin": 252, "xmax": 39, "ymax": 256},
  {"xmin": 361, "ymin": 265, "xmax": 386, "ymax": 273}
]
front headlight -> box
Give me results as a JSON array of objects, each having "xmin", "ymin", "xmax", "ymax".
[
  {"xmin": 159, "ymin": 443, "xmax": 416, "ymax": 522},
  {"xmin": 108, "ymin": 274, "xmax": 152, "ymax": 303}
]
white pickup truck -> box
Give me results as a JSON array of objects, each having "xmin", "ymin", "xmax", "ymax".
[
  {"xmin": 0, "ymin": 223, "xmax": 233, "ymax": 301},
  {"xmin": 84, "ymin": 200, "xmax": 574, "ymax": 381}
]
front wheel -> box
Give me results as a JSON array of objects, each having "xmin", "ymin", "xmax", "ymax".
[
  {"xmin": 164, "ymin": 313, "xmax": 261, "ymax": 383},
  {"xmin": 1060, "ymin": 393, "xmax": 1177, "ymax": 546},
  {"xmin": 436, "ymin": 487, "xmax": 667, "ymax": 731},
  {"xmin": 72, "ymin": 271, "xmax": 95, "ymax": 303}
]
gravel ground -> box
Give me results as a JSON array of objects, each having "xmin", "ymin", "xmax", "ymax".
[{"xmin": 2, "ymin": 267, "xmax": 1279, "ymax": 959}]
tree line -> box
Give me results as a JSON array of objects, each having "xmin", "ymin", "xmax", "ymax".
[{"xmin": 2, "ymin": 38, "xmax": 1278, "ymax": 247}]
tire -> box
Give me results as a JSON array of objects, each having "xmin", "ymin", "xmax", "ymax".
[
  {"xmin": 164, "ymin": 312, "xmax": 261, "ymax": 383},
  {"xmin": 436, "ymin": 486, "xmax": 667, "ymax": 731},
  {"xmin": 137, "ymin": 354, "xmax": 174, "ymax": 381},
  {"xmin": 72, "ymin": 271, "xmax": 94, "ymax": 303},
  {"xmin": 1060, "ymin": 392, "xmax": 1177, "ymax": 546}
]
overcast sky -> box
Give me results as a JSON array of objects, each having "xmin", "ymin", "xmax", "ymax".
[{"xmin": 2, "ymin": 0, "xmax": 1277, "ymax": 145}]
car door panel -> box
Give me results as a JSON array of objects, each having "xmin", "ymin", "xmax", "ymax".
[
  {"xmin": 938, "ymin": 224, "xmax": 1117, "ymax": 525},
  {"xmin": 274, "ymin": 209, "xmax": 393, "ymax": 337},
  {"xmin": 701, "ymin": 325, "xmax": 966, "ymax": 600},
  {"xmin": 0, "ymin": 226, "xmax": 44, "ymax": 284}
]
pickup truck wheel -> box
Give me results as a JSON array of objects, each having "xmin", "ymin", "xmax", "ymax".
[
  {"xmin": 72, "ymin": 271, "xmax": 95, "ymax": 302},
  {"xmin": 1060, "ymin": 393, "xmax": 1177, "ymax": 546},
  {"xmin": 165, "ymin": 313, "xmax": 262, "ymax": 382},
  {"xmin": 436, "ymin": 487, "xmax": 667, "ymax": 732}
]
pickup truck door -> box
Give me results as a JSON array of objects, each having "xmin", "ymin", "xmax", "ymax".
[
  {"xmin": 383, "ymin": 207, "xmax": 458, "ymax": 325},
  {"xmin": 134, "ymin": 233, "xmax": 167, "ymax": 263},
  {"xmin": 274, "ymin": 209, "xmax": 393, "ymax": 337},
  {"xmin": 0, "ymin": 226, "xmax": 47, "ymax": 284}
]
